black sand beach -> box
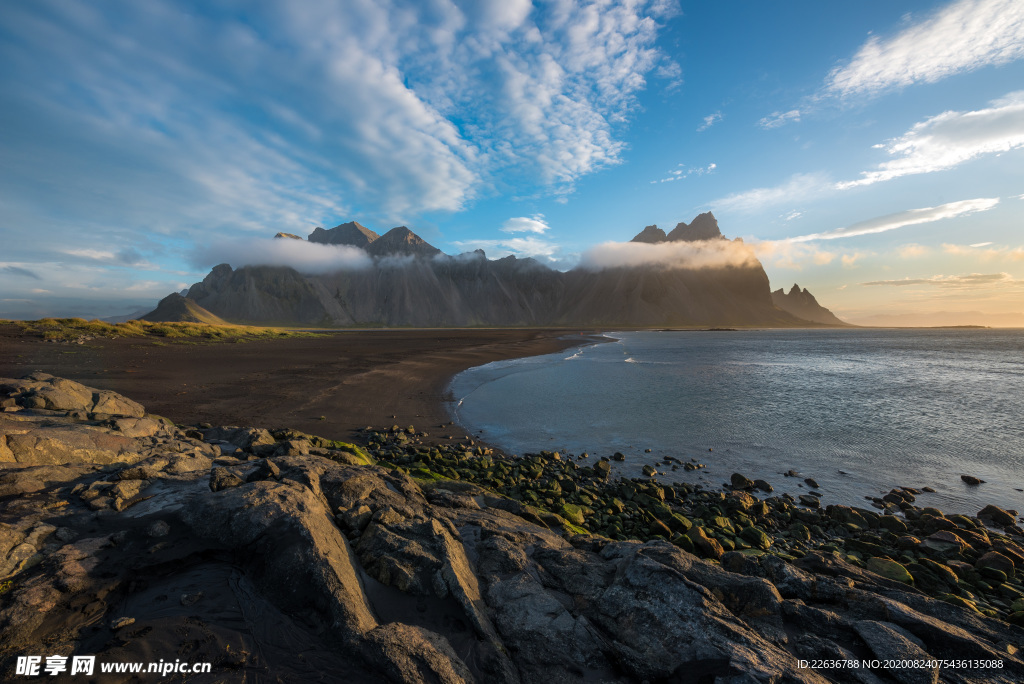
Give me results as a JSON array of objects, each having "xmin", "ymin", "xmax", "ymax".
[{"xmin": 0, "ymin": 324, "xmax": 592, "ymax": 441}]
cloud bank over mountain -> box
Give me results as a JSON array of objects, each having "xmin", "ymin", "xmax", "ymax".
[
  {"xmin": 580, "ymin": 239, "xmax": 759, "ymax": 270},
  {"xmin": 193, "ymin": 237, "xmax": 372, "ymax": 275}
]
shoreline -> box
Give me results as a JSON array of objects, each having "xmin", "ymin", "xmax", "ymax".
[
  {"xmin": 3, "ymin": 372, "xmax": 1024, "ymax": 682},
  {"xmin": 0, "ymin": 324, "xmax": 599, "ymax": 444}
]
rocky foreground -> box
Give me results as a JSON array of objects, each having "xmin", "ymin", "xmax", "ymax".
[{"xmin": 2, "ymin": 375, "xmax": 1023, "ymax": 683}]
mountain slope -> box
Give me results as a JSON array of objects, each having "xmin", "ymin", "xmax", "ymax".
[{"xmin": 140, "ymin": 293, "xmax": 229, "ymax": 324}]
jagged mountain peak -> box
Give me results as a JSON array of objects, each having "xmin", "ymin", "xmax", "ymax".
[
  {"xmin": 772, "ymin": 283, "xmax": 848, "ymax": 326},
  {"xmin": 667, "ymin": 212, "xmax": 722, "ymax": 242},
  {"xmin": 365, "ymin": 226, "xmax": 441, "ymax": 258},
  {"xmin": 631, "ymin": 225, "xmax": 668, "ymax": 243},
  {"xmin": 308, "ymin": 221, "xmax": 380, "ymax": 248}
]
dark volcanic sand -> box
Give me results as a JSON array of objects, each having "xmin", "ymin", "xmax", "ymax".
[{"xmin": 0, "ymin": 326, "xmax": 593, "ymax": 442}]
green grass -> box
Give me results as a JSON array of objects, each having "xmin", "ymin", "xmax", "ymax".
[{"xmin": 5, "ymin": 318, "xmax": 325, "ymax": 343}]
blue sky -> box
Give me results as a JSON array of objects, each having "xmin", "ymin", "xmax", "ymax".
[{"xmin": 1, "ymin": 0, "xmax": 1023, "ymax": 324}]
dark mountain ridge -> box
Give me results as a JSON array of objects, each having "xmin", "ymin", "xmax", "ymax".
[
  {"xmin": 165, "ymin": 215, "xmax": 841, "ymax": 328},
  {"xmin": 771, "ymin": 284, "xmax": 849, "ymax": 326}
]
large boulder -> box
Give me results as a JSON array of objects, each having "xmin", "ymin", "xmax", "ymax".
[
  {"xmin": 1, "ymin": 374, "xmax": 144, "ymax": 417},
  {"xmin": 1, "ymin": 415, "xmax": 139, "ymax": 466}
]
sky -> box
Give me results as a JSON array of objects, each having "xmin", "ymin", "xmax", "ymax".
[{"xmin": 1, "ymin": 0, "xmax": 1023, "ymax": 325}]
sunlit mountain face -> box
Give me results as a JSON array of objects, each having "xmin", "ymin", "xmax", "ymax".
[{"xmin": 1, "ymin": 1, "xmax": 1022, "ymax": 325}]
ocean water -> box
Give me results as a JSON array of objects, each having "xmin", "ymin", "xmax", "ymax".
[{"xmin": 448, "ymin": 329, "xmax": 1024, "ymax": 517}]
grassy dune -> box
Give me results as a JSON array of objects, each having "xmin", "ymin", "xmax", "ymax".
[{"xmin": 2, "ymin": 318, "xmax": 324, "ymax": 343}]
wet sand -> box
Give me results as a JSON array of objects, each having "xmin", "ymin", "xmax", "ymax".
[{"xmin": 0, "ymin": 326, "xmax": 595, "ymax": 442}]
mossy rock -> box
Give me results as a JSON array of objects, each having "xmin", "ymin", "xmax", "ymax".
[
  {"xmin": 648, "ymin": 502, "xmax": 673, "ymax": 521},
  {"xmin": 949, "ymin": 514, "xmax": 977, "ymax": 529},
  {"xmin": 410, "ymin": 468, "xmax": 444, "ymax": 481},
  {"xmin": 787, "ymin": 523, "xmax": 811, "ymax": 542},
  {"xmin": 739, "ymin": 525, "xmax": 772, "ymax": 551},
  {"xmin": 671, "ymin": 534, "xmax": 695, "ymax": 554},
  {"xmin": 878, "ymin": 515, "xmax": 908, "ymax": 533},
  {"xmin": 669, "ymin": 513, "xmax": 693, "ymax": 533},
  {"xmin": 565, "ymin": 520, "xmax": 589, "ymax": 536},
  {"xmin": 919, "ymin": 558, "xmax": 959, "ymax": 586},
  {"xmin": 649, "ymin": 518, "xmax": 672, "ymax": 538},
  {"xmin": 560, "ymin": 504, "xmax": 586, "ymax": 526},
  {"xmin": 324, "ymin": 441, "xmax": 374, "ymax": 465},
  {"xmin": 979, "ymin": 566, "xmax": 1008, "ymax": 583},
  {"xmin": 866, "ymin": 557, "xmax": 914, "ymax": 584},
  {"xmin": 710, "ymin": 516, "xmax": 736, "ymax": 534},
  {"xmin": 942, "ymin": 594, "xmax": 980, "ymax": 613}
]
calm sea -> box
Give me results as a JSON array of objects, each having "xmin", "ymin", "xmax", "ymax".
[{"xmin": 448, "ymin": 329, "xmax": 1024, "ymax": 517}]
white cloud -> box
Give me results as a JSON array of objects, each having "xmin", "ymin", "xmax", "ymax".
[
  {"xmin": 451, "ymin": 236, "xmax": 561, "ymax": 260},
  {"xmin": 841, "ymin": 252, "xmax": 870, "ymax": 268},
  {"xmin": 827, "ymin": 0, "xmax": 1024, "ymax": 98},
  {"xmin": 750, "ymin": 241, "xmax": 836, "ymax": 270},
  {"xmin": 656, "ymin": 60, "xmax": 683, "ymax": 90},
  {"xmin": 653, "ymin": 162, "xmax": 716, "ymax": 184},
  {"xmin": 943, "ymin": 243, "xmax": 1024, "ymax": 261},
  {"xmin": 501, "ymin": 215, "xmax": 551, "ymax": 234},
  {"xmin": 579, "ymin": 239, "xmax": 760, "ymax": 270},
  {"xmin": 697, "ymin": 111, "xmax": 722, "ymax": 132},
  {"xmin": 837, "ymin": 92, "xmax": 1024, "ymax": 188},
  {"xmin": 898, "ymin": 244, "xmax": 931, "ymax": 258},
  {"xmin": 0, "ymin": 257, "xmax": 205, "ymax": 319},
  {"xmin": 861, "ymin": 273, "xmax": 1021, "ymax": 289},
  {"xmin": 788, "ymin": 197, "xmax": 999, "ymax": 242},
  {"xmin": 713, "ymin": 172, "xmax": 833, "ymax": 212},
  {"xmin": 758, "ymin": 110, "xmax": 801, "ymax": 129},
  {"xmin": 0, "ymin": 0, "xmax": 677, "ymax": 254},
  {"xmin": 193, "ymin": 238, "xmax": 372, "ymax": 274}
]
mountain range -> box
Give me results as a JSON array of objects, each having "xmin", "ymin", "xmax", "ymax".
[{"xmin": 146, "ymin": 214, "xmax": 847, "ymax": 328}]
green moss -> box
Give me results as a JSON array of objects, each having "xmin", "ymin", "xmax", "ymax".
[
  {"xmin": 562, "ymin": 521, "xmax": 589, "ymax": 536},
  {"xmin": 327, "ymin": 441, "xmax": 374, "ymax": 465},
  {"xmin": 559, "ymin": 503, "xmax": 586, "ymax": 526},
  {"xmin": 866, "ymin": 557, "xmax": 914, "ymax": 584}
]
